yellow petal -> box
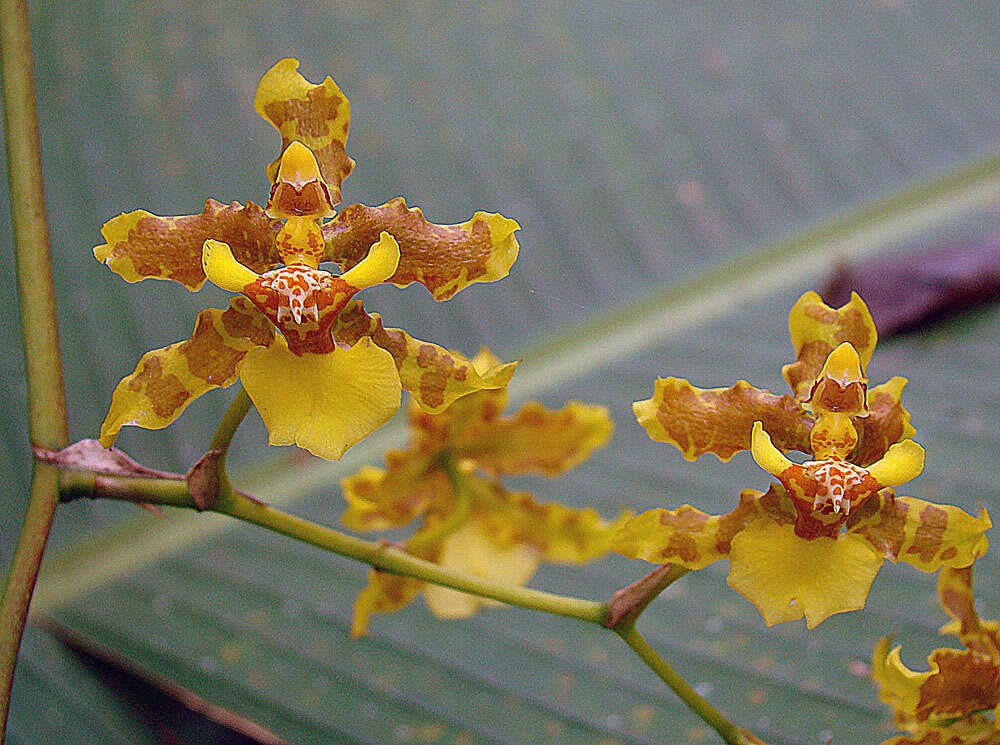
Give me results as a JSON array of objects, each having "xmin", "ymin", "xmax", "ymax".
[
  {"xmin": 727, "ymin": 517, "xmax": 883, "ymax": 628},
  {"xmin": 254, "ymin": 58, "xmax": 353, "ymax": 203},
  {"xmin": 867, "ymin": 440, "xmax": 925, "ymax": 488},
  {"xmin": 99, "ymin": 298, "xmax": 274, "ymax": 446},
  {"xmin": 202, "ymin": 239, "xmax": 259, "ymax": 293},
  {"xmin": 324, "ymin": 197, "xmax": 520, "ymax": 300},
  {"xmin": 95, "ymin": 199, "xmax": 279, "ymax": 290},
  {"xmin": 423, "ymin": 522, "xmax": 539, "ymax": 619},
  {"xmin": 849, "ymin": 492, "xmax": 990, "ymax": 571},
  {"xmin": 853, "ymin": 376, "xmax": 917, "ymax": 466},
  {"xmin": 782, "ymin": 291, "xmax": 877, "ymax": 400},
  {"xmin": 750, "ymin": 421, "xmax": 796, "ymax": 478},
  {"xmin": 634, "ymin": 378, "xmax": 812, "ymax": 462},
  {"xmin": 333, "ymin": 299, "xmax": 517, "ymax": 412},
  {"xmin": 338, "ymin": 231, "xmax": 401, "ymax": 291},
  {"xmin": 238, "ymin": 334, "xmax": 401, "ymax": 460},
  {"xmin": 454, "ymin": 401, "xmax": 613, "ymax": 477}
]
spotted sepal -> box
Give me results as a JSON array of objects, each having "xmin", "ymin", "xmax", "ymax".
[
  {"xmin": 99, "ymin": 298, "xmax": 274, "ymax": 446},
  {"xmin": 254, "ymin": 58, "xmax": 354, "ymax": 203},
  {"xmin": 634, "ymin": 377, "xmax": 812, "ymax": 462},
  {"xmin": 324, "ymin": 198, "xmax": 520, "ymax": 300},
  {"xmin": 333, "ymin": 299, "xmax": 517, "ymax": 412},
  {"xmin": 612, "ymin": 485, "xmax": 795, "ymax": 570},
  {"xmin": 782, "ymin": 291, "xmax": 878, "ymax": 400},
  {"xmin": 847, "ymin": 491, "xmax": 990, "ymax": 571},
  {"xmin": 95, "ymin": 200, "xmax": 280, "ymax": 290}
]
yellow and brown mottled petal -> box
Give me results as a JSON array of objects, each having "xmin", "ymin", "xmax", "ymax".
[
  {"xmin": 634, "ymin": 377, "xmax": 812, "ymax": 461},
  {"xmin": 612, "ymin": 486, "xmax": 795, "ymax": 569},
  {"xmin": 937, "ymin": 567, "xmax": 1000, "ymax": 658},
  {"xmin": 323, "ymin": 198, "xmax": 520, "ymax": 300},
  {"xmin": 254, "ymin": 58, "xmax": 354, "ymax": 203},
  {"xmin": 852, "ymin": 376, "xmax": 917, "ymax": 466},
  {"xmin": 99, "ymin": 298, "xmax": 274, "ymax": 447},
  {"xmin": 453, "ymin": 401, "xmax": 613, "ymax": 477},
  {"xmin": 95, "ymin": 200, "xmax": 280, "ymax": 290},
  {"xmin": 848, "ymin": 491, "xmax": 991, "ymax": 571},
  {"xmin": 340, "ymin": 452, "xmax": 447, "ymax": 531},
  {"xmin": 469, "ymin": 479, "xmax": 630, "ymax": 562},
  {"xmin": 782, "ymin": 291, "xmax": 878, "ymax": 399},
  {"xmin": 874, "ymin": 639, "xmax": 1000, "ymax": 727},
  {"xmin": 333, "ymin": 299, "xmax": 517, "ymax": 412}
]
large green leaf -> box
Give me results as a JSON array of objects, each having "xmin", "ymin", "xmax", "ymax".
[{"xmin": 5, "ymin": 1, "xmax": 1000, "ymax": 743}]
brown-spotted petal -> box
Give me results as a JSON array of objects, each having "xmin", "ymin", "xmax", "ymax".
[
  {"xmin": 612, "ymin": 486, "xmax": 795, "ymax": 570},
  {"xmin": 782, "ymin": 291, "xmax": 878, "ymax": 400},
  {"xmin": 324, "ymin": 198, "xmax": 520, "ymax": 300},
  {"xmin": 470, "ymin": 479, "xmax": 630, "ymax": 563},
  {"xmin": 852, "ymin": 376, "xmax": 917, "ymax": 466},
  {"xmin": 254, "ymin": 58, "xmax": 354, "ymax": 203},
  {"xmin": 634, "ymin": 377, "xmax": 812, "ymax": 461},
  {"xmin": 454, "ymin": 401, "xmax": 613, "ymax": 477},
  {"xmin": 333, "ymin": 299, "xmax": 517, "ymax": 413},
  {"xmin": 95, "ymin": 200, "xmax": 280, "ymax": 290},
  {"xmin": 875, "ymin": 640, "xmax": 1000, "ymax": 726},
  {"xmin": 847, "ymin": 491, "xmax": 991, "ymax": 571},
  {"xmin": 99, "ymin": 298, "xmax": 274, "ymax": 446},
  {"xmin": 340, "ymin": 452, "xmax": 446, "ymax": 531},
  {"xmin": 937, "ymin": 567, "xmax": 1000, "ymax": 659}
]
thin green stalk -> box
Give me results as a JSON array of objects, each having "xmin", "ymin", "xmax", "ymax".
[
  {"xmin": 0, "ymin": 0, "xmax": 70, "ymax": 735},
  {"xmin": 616, "ymin": 624, "xmax": 746, "ymax": 745},
  {"xmin": 220, "ymin": 488, "xmax": 607, "ymax": 623},
  {"xmin": 208, "ymin": 387, "xmax": 253, "ymax": 454},
  {"xmin": 60, "ymin": 473, "xmax": 607, "ymax": 625}
]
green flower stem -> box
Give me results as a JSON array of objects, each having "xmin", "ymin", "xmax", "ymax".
[
  {"xmin": 0, "ymin": 0, "xmax": 70, "ymax": 736},
  {"xmin": 615, "ymin": 624, "xmax": 746, "ymax": 745},
  {"xmin": 209, "ymin": 387, "xmax": 254, "ymax": 455},
  {"xmin": 60, "ymin": 473, "xmax": 607, "ymax": 624}
]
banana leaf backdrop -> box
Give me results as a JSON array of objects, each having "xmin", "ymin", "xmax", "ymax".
[{"xmin": 3, "ymin": 1, "xmax": 1000, "ymax": 743}]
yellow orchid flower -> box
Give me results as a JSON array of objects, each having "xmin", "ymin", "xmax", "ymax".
[
  {"xmin": 872, "ymin": 566, "xmax": 1000, "ymax": 745},
  {"xmin": 95, "ymin": 59, "xmax": 520, "ymax": 460},
  {"xmin": 616, "ymin": 291, "xmax": 990, "ymax": 628},
  {"xmin": 341, "ymin": 350, "xmax": 630, "ymax": 635}
]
